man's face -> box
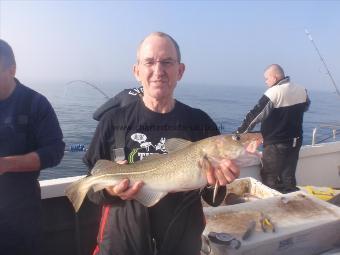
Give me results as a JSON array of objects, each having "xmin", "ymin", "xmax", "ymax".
[
  {"xmin": 0, "ymin": 60, "xmax": 15, "ymax": 88},
  {"xmin": 264, "ymin": 70, "xmax": 276, "ymax": 87},
  {"xmin": 133, "ymin": 35, "xmax": 185, "ymax": 101}
]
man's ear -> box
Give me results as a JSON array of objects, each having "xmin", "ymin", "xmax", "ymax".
[
  {"xmin": 133, "ymin": 64, "xmax": 140, "ymax": 82},
  {"xmin": 177, "ymin": 63, "xmax": 185, "ymax": 81},
  {"xmin": 7, "ymin": 64, "xmax": 16, "ymax": 77}
]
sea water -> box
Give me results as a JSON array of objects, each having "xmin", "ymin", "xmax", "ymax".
[{"xmin": 34, "ymin": 81, "xmax": 340, "ymax": 180}]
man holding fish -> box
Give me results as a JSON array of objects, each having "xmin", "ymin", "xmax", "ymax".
[{"xmin": 69, "ymin": 32, "xmax": 260, "ymax": 255}]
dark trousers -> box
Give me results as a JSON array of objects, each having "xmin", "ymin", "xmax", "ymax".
[
  {"xmin": 261, "ymin": 141, "xmax": 302, "ymax": 193},
  {"xmin": 0, "ymin": 207, "xmax": 42, "ymax": 255}
]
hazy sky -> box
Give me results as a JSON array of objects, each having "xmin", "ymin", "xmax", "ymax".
[{"xmin": 1, "ymin": 0, "xmax": 339, "ymax": 92}]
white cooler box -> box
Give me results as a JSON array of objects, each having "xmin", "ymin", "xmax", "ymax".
[{"xmin": 202, "ymin": 191, "xmax": 340, "ymax": 255}]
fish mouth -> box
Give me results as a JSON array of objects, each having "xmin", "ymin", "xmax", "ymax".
[
  {"xmin": 233, "ymin": 148, "xmax": 262, "ymax": 168},
  {"xmin": 238, "ymin": 133, "xmax": 263, "ymax": 152}
]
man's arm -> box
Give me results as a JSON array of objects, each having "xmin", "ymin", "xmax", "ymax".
[
  {"xmin": 194, "ymin": 110, "xmax": 240, "ymax": 206},
  {"xmin": 236, "ymin": 95, "xmax": 273, "ymax": 134},
  {"xmin": 0, "ymin": 95, "xmax": 64, "ymax": 174},
  {"xmin": 32, "ymin": 96, "xmax": 65, "ymax": 169},
  {"xmin": 84, "ymin": 112, "xmax": 128, "ymax": 204},
  {"xmin": 83, "ymin": 115, "xmax": 113, "ymax": 169},
  {"xmin": 201, "ymin": 159, "xmax": 239, "ymax": 206},
  {"xmin": 0, "ymin": 152, "xmax": 40, "ymax": 174}
]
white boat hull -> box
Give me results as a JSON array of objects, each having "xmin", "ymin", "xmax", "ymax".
[
  {"xmin": 37, "ymin": 141, "xmax": 340, "ymax": 255},
  {"xmin": 296, "ymin": 142, "xmax": 340, "ymax": 188}
]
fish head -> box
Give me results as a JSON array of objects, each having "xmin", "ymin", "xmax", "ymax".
[
  {"xmin": 202, "ymin": 133, "xmax": 262, "ymax": 162},
  {"xmin": 236, "ymin": 132, "xmax": 263, "ymax": 153}
]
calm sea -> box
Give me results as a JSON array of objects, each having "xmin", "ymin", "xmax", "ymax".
[{"xmin": 35, "ymin": 82, "xmax": 340, "ymax": 180}]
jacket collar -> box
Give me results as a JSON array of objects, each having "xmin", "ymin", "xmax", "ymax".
[{"xmin": 275, "ymin": 76, "xmax": 290, "ymax": 86}]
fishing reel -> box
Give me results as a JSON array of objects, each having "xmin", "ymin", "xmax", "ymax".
[{"xmin": 201, "ymin": 231, "xmax": 241, "ymax": 255}]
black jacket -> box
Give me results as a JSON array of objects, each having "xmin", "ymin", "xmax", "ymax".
[
  {"xmin": 92, "ymin": 87, "xmax": 143, "ymax": 121},
  {"xmin": 0, "ymin": 79, "xmax": 64, "ymax": 253},
  {"xmin": 236, "ymin": 77, "xmax": 310, "ymax": 145}
]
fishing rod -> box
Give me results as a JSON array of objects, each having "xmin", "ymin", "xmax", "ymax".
[
  {"xmin": 305, "ymin": 29, "xmax": 340, "ymax": 97},
  {"xmin": 65, "ymin": 80, "xmax": 110, "ymax": 99},
  {"xmin": 63, "ymin": 80, "xmax": 109, "ymax": 153}
]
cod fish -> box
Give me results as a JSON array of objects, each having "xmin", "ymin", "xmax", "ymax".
[{"xmin": 65, "ymin": 133, "xmax": 262, "ymax": 212}]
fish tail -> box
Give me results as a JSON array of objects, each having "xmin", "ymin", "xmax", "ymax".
[{"xmin": 65, "ymin": 177, "xmax": 94, "ymax": 212}]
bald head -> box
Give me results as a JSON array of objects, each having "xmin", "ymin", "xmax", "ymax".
[
  {"xmin": 264, "ymin": 64, "xmax": 285, "ymax": 87},
  {"xmin": 136, "ymin": 32, "xmax": 181, "ymax": 63},
  {"xmin": 0, "ymin": 39, "xmax": 17, "ymax": 99},
  {"xmin": 0, "ymin": 39, "xmax": 16, "ymax": 70}
]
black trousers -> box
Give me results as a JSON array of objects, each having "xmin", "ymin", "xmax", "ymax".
[
  {"xmin": 261, "ymin": 141, "xmax": 302, "ymax": 193},
  {"xmin": 0, "ymin": 205, "xmax": 42, "ymax": 255}
]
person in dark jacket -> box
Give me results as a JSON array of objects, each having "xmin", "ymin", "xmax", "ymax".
[
  {"xmin": 0, "ymin": 39, "xmax": 65, "ymax": 255},
  {"xmin": 84, "ymin": 32, "xmax": 240, "ymax": 255},
  {"xmin": 234, "ymin": 64, "xmax": 310, "ymax": 193}
]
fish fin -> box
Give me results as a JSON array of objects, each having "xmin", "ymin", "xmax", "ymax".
[
  {"xmin": 213, "ymin": 181, "xmax": 219, "ymax": 204},
  {"xmin": 91, "ymin": 159, "xmax": 116, "ymax": 175},
  {"xmin": 65, "ymin": 176, "xmax": 94, "ymax": 212},
  {"xmin": 200, "ymin": 155, "xmax": 219, "ymax": 204},
  {"xmin": 200, "ymin": 154, "xmax": 212, "ymax": 171},
  {"xmin": 134, "ymin": 187, "xmax": 167, "ymax": 207},
  {"xmin": 165, "ymin": 138, "xmax": 192, "ymax": 153}
]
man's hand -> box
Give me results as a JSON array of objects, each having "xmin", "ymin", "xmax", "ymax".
[
  {"xmin": 105, "ymin": 179, "xmax": 144, "ymax": 200},
  {"xmin": 204, "ymin": 158, "xmax": 240, "ymax": 186},
  {"xmin": 104, "ymin": 160, "xmax": 144, "ymax": 200}
]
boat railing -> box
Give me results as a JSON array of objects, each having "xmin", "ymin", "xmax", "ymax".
[{"xmin": 312, "ymin": 124, "xmax": 340, "ymax": 146}]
